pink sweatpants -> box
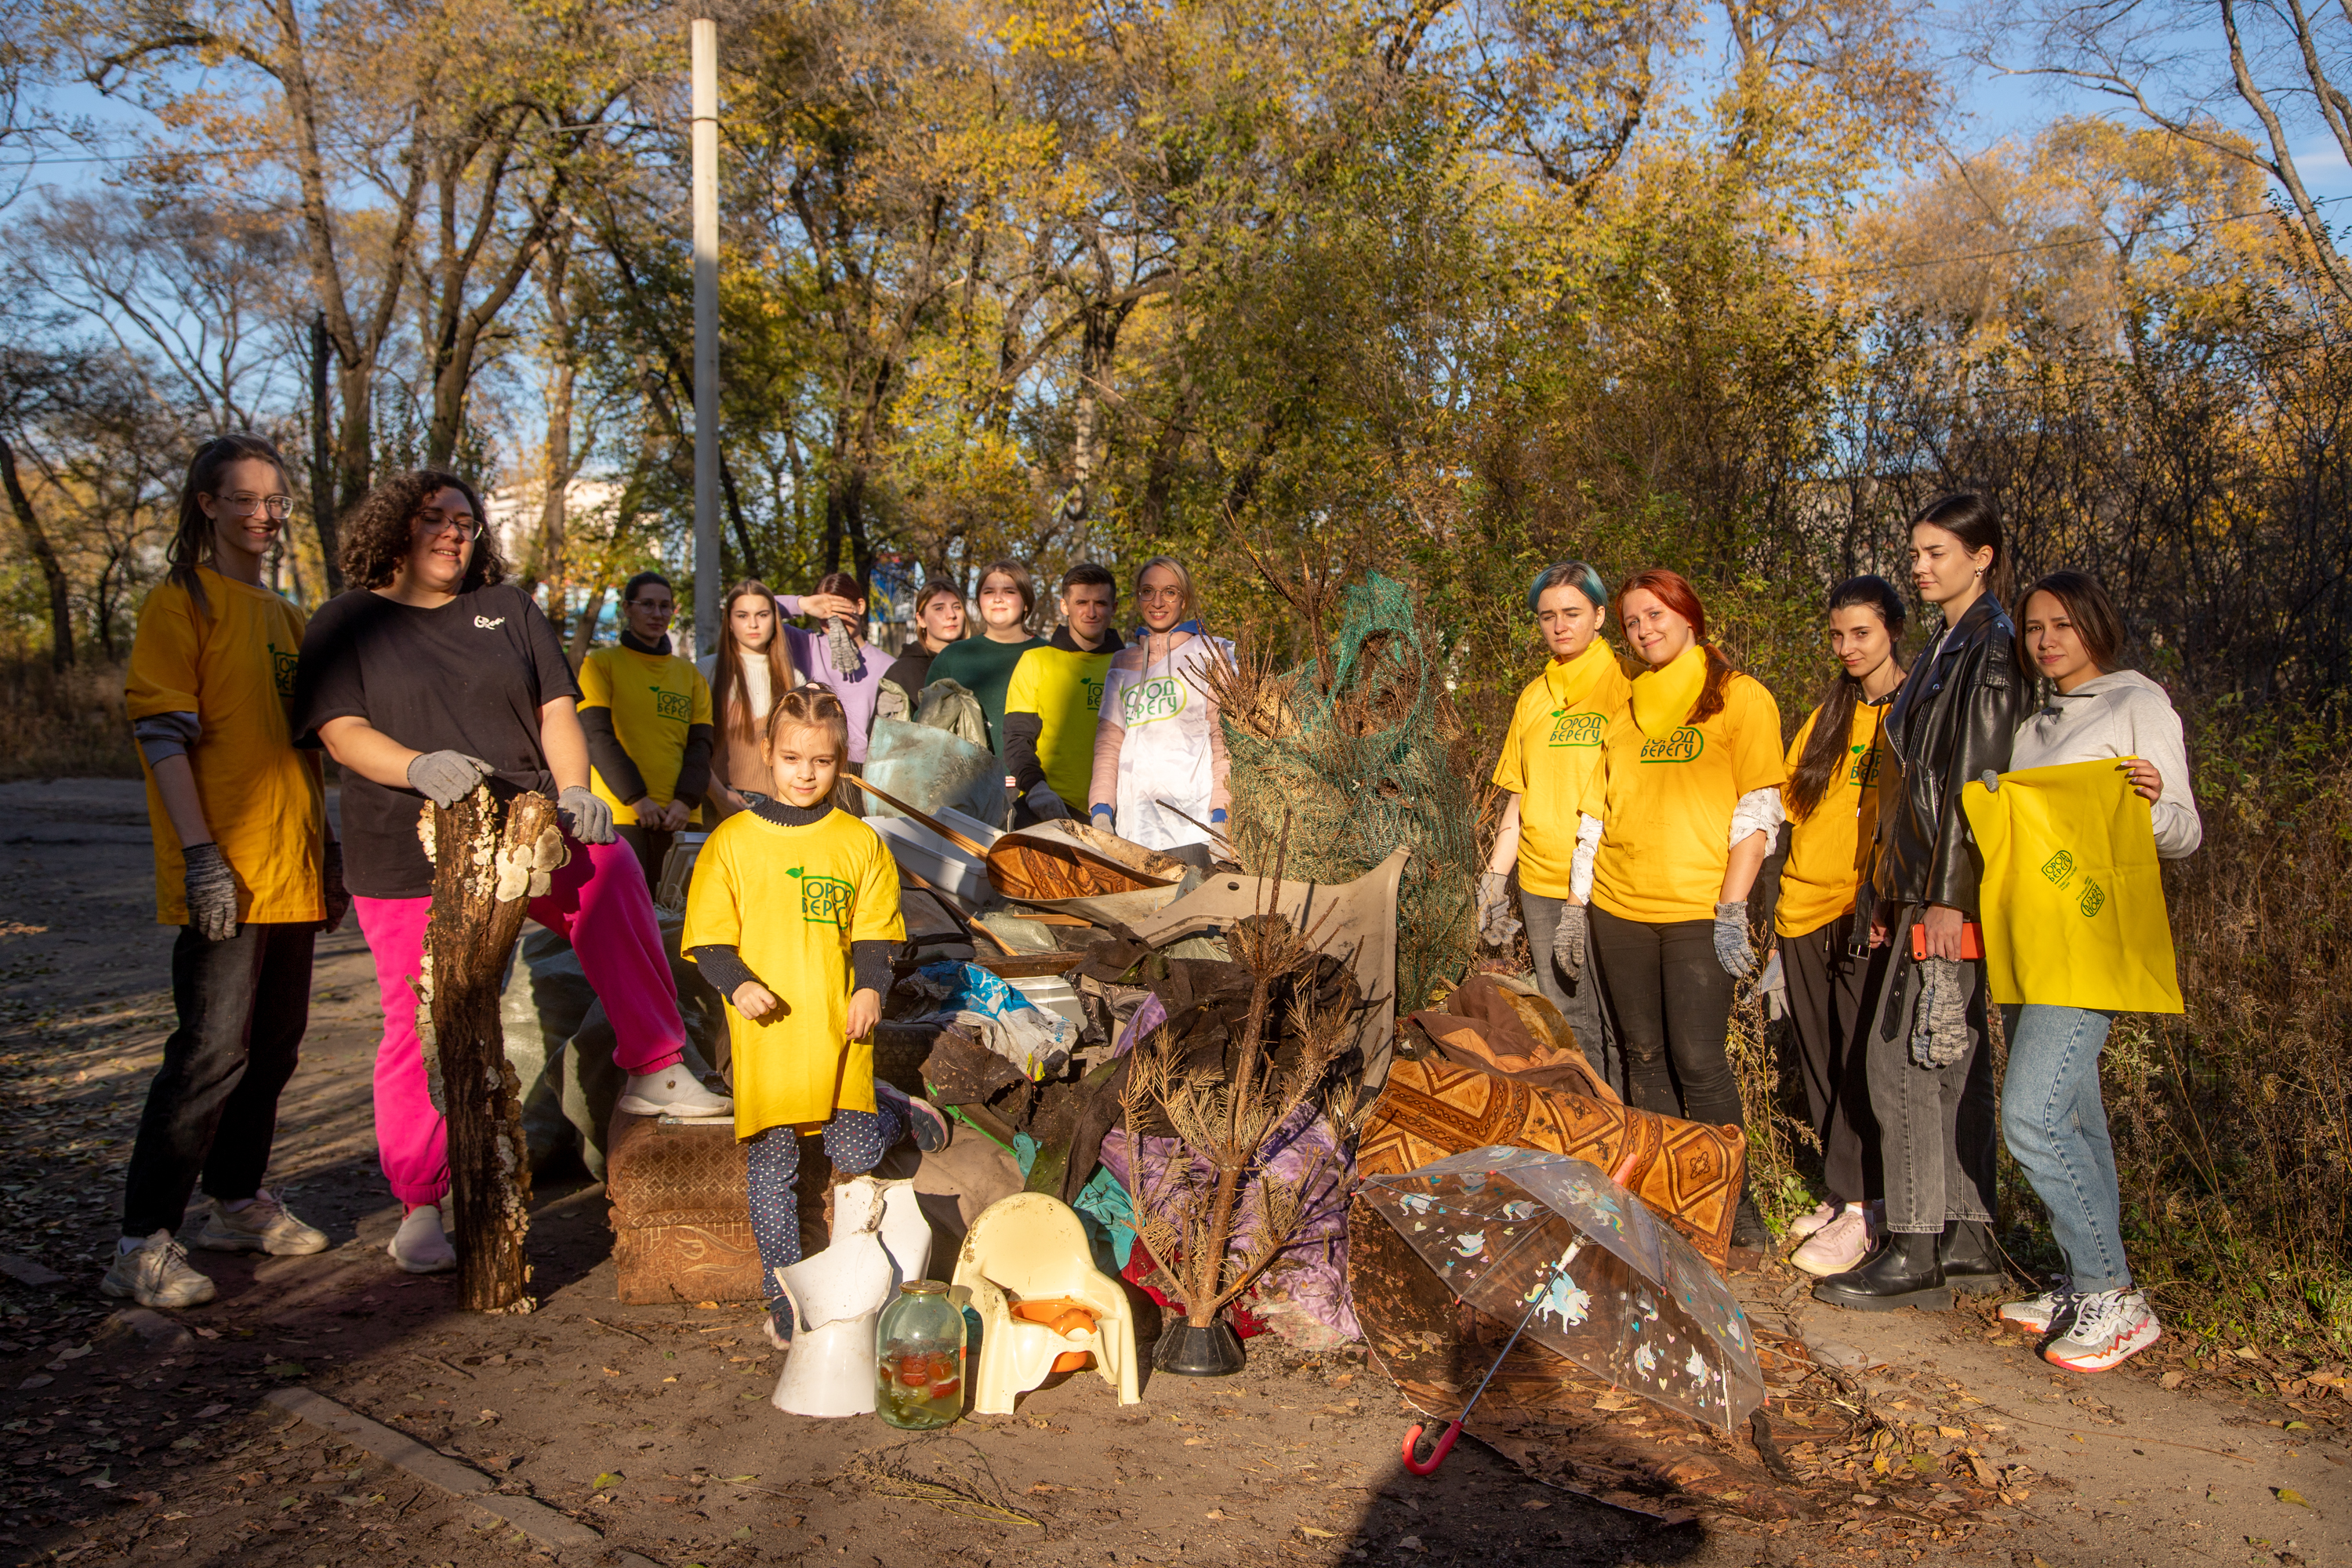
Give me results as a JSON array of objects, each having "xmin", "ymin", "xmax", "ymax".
[{"xmin": 356, "ymin": 834, "xmax": 686, "ymax": 1206}]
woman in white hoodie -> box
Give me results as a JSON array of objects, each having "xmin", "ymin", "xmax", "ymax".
[{"xmin": 1997, "ymin": 570, "xmax": 2201, "ymax": 1374}]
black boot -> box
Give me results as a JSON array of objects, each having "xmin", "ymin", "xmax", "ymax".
[
  {"xmin": 1939, "ymin": 1218, "xmax": 2005, "ymax": 1294},
  {"xmin": 1811, "ymin": 1230, "xmax": 1952, "ymax": 1312},
  {"xmin": 1730, "ymin": 1196, "xmax": 1771, "ymax": 1253}
]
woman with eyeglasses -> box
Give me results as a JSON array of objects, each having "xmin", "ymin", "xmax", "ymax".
[
  {"xmin": 104, "ymin": 435, "xmax": 341, "ymax": 1310},
  {"xmin": 294, "ymin": 470, "xmax": 730, "ymax": 1276},
  {"xmin": 1087, "ymin": 556, "xmax": 1232, "ymax": 865}
]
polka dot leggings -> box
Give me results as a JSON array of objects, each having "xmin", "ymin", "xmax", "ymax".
[{"xmin": 746, "ymin": 1098, "xmax": 905, "ymax": 1330}]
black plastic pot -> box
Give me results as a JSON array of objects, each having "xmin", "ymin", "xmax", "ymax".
[{"xmin": 1153, "ymin": 1319, "xmax": 1245, "ymax": 1377}]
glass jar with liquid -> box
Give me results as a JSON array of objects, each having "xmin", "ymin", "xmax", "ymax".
[{"xmin": 875, "ymin": 1279, "xmax": 966, "ymax": 1429}]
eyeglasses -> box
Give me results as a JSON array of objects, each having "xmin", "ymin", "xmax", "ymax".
[
  {"xmin": 220, "ymin": 492, "xmax": 293, "ymax": 520},
  {"xmin": 1138, "ymin": 586, "xmax": 1186, "ymax": 603},
  {"xmin": 414, "ymin": 508, "xmax": 483, "ymax": 541}
]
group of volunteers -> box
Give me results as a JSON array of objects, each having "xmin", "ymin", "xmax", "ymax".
[
  {"xmin": 1484, "ymin": 492, "xmax": 2199, "ymax": 1375},
  {"xmin": 95, "ymin": 435, "xmax": 2188, "ymax": 1377},
  {"xmin": 99, "ymin": 439, "xmax": 1232, "ymax": 1358}
]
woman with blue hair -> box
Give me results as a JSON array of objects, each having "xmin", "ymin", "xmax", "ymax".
[{"xmin": 1479, "ymin": 560, "xmax": 1630, "ymax": 1089}]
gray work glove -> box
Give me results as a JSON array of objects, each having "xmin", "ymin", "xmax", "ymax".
[
  {"xmin": 825, "ymin": 616, "xmax": 859, "ymax": 677},
  {"xmin": 1713, "ymin": 900, "xmax": 1755, "ymax": 978},
  {"xmin": 321, "ymin": 840, "xmax": 350, "ymax": 935},
  {"xmin": 183, "ymin": 842, "xmax": 239, "ymax": 943},
  {"xmin": 1552, "ymin": 900, "xmax": 1587, "ymax": 982},
  {"xmin": 558, "ymin": 785, "xmax": 616, "ymax": 846},
  {"xmin": 1759, "ymin": 944, "xmax": 1788, "ymax": 1020},
  {"xmin": 1475, "ymin": 870, "xmax": 1522, "ymax": 946},
  {"xmin": 406, "ymin": 750, "xmax": 494, "ymax": 808},
  {"xmin": 1025, "ymin": 783, "xmax": 1071, "ymax": 822},
  {"xmin": 1910, "ymin": 955, "xmax": 1971, "ymax": 1068}
]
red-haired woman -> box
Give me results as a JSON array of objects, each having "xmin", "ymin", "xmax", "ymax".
[{"xmin": 1583, "ymin": 568, "xmax": 1784, "ymax": 1252}]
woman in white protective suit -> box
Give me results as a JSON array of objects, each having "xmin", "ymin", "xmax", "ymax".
[{"xmin": 1086, "ymin": 556, "xmax": 1233, "ymax": 868}]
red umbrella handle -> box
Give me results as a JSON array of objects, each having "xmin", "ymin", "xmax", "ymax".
[{"xmin": 1401, "ymin": 1421, "xmax": 1461, "ymax": 1475}]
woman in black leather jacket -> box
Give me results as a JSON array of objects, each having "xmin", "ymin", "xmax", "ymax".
[{"xmin": 1815, "ymin": 492, "xmax": 2027, "ymax": 1312}]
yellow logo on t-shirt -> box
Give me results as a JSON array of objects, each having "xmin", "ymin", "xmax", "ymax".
[
  {"xmin": 1546, "ymin": 710, "xmax": 1604, "ymax": 748},
  {"xmin": 653, "ymin": 687, "xmax": 691, "ymax": 722},
  {"xmin": 1638, "ymin": 727, "xmax": 1705, "ymax": 763},
  {"xmin": 789, "ymin": 866, "xmax": 855, "ymax": 927},
  {"xmin": 1123, "ymin": 675, "xmax": 1186, "ymax": 726}
]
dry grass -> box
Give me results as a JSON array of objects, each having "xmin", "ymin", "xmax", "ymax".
[
  {"xmin": 2099, "ymin": 703, "xmax": 2352, "ymax": 1356},
  {"xmin": 0, "ymin": 655, "xmax": 139, "ymax": 780}
]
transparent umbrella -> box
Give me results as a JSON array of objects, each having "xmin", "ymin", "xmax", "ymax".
[{"xmin": 1358, "ymin": 1145, "xmax": 1766, "ymax": 1446}]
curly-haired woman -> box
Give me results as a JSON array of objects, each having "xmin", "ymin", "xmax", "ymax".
[{"xmin": 293, "ymin": 469, "xmax": 730, "ymax": 1274}]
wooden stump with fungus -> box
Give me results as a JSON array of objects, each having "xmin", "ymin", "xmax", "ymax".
[{"xmin": 416, "ymin": 786, "xmax": 568, "ymax": 1313}]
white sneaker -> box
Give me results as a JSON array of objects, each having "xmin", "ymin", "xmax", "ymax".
[
  {"xmin": 1790, "ymin": 1205, "xmax": 1872, "ymax": 1277},
  {"xmin": 1786, "ymin": 1201, "xmax": 1838, "ymax": 1240},
  {"xmin": 618, "ymin": 1064, "xmax": 733, "ymax": 1119},
  {"xmin": 100, "ymin": 1230, "xmax": 217, "ymax": 1308},
  {"xmin": 194, "ymin": 1189, "xmax": 328, "ymax": 1256},
  {"xmin": 1998, "ymin": 1278, "xmax": 2078, "ymax": 1334},
  {"xmin": 388, "ymin": 1204, "xmax": 456, "ymax": 1275},
  {"xmin": 2043, "ymin": 1288, "xmax": 2161, "ymax": 1372}
]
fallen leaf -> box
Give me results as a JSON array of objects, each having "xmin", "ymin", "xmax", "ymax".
[
  {"xmin": 2277, "ymin": 1487, "xmax": 2311, "ymax": 1508},
  {"xmin": 1206, "ymin": 1509, "xmax": 1230, "ymax": 1520},
  {"xmin": 1519, "ymin": 1498, "xmax": 1551, "ymax": 1509},
  {"xmin": 2159, "ymin": 1371, "xmax": 2185, "ymax": 1390},
  {"xmin": 475, "ymin": 1410, "xmax": 498, "ymax": 1424},
  {"xmin": 194, "ymin": 1404, "xmax": 229, "ymax": 1418},
  {"xmin": 601, "ymin": 1367, "xmax": 619, "ymax": 1377},
  {"xmin": 1298, "ymin": 1525, "xmax": 1336, "ymax": 1539},
  {"xmin": 1937, "ymin": 1425, "xmax": 1965, "ymax": 1439},
  {"xmin": 1396, "ymin": 1537, "xmax": 1424, "ymax": 1553},
  {"xmin": 263, "ymin": 1362, "xmax": 303, "ymax": 1378},
  {"xmin": 593, "ymin": 1472, "xmax": 621, "ymax": 1490},
  {"xmin": 17, "ymin": 1376, "xmax": 51, "ymax": 1390}
]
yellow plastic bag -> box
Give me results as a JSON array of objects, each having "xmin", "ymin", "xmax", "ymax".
[{"xmin": 1959, "ymin": 759, "xmax": 2183, "ymax": 1014}]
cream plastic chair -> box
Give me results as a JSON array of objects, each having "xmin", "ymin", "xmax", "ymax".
[{"xmin": 951, "ymin": 1192, "xmax": 1141, "ymax": 1415}]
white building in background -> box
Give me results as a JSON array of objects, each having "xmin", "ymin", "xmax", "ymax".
[{"xmin": 482, "ymin": 475, "xmax": 627, "ymax": 566}]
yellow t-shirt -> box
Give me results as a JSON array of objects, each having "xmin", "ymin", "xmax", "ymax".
[
  {"xmin": 1587, "ymin": 671, "xmax": 1787, "ymax": 924},
  {"xmin": 1490, "ymin": 643, "xmax": 1634, "ymax": 898},
  {"xmin": 1776, "ymin": 699, "xmax": 1889, "ymax": 938},
  {"xmin": 125, "ymin": 568, "xmax": 324, "ymax": 926},
  {"xmin": 1004, "ymin": 644, "xmax": 1116, "ymax": 804},
  {"xmin": 682, "ymin": 808, "xmax": 907, "ymax": 1138},
  {"xmin": 579, "ymin": 644, "xmax": 713, "ymax": 823}
]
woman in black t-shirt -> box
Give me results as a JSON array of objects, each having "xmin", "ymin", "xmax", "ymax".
[{"xmin": 295, "ymin": 470, "xmax": 731, "ymax": 1276}]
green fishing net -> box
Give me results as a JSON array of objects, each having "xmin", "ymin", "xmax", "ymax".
[{"xmin": 1220, "ymin": 572, "xmax": 1479, "ymax": 1012}]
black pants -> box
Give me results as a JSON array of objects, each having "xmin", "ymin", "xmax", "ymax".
[
  {"xmin": 1588, "ymin": 906, "xmax": 1744, "ymax": 1131},
  {"xmin": 615, "ymin": 825, "xmax": 675, "ymax": 892},
  {"xmin": 121, "ymin": 922, "xmax": 316, "ymax": 1237},
  {"xmin": 1857, "ymin": 906, "xmax": 1998, "ymax": 1234},
  {"xmin": 1779, "ymin": 916, "xmax": 1878, "ymax": 1205}
]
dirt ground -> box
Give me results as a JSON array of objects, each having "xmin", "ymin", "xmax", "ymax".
[{"xmin": 0, "ymin": 778, "xmax": 2343, "ymax": 1568}]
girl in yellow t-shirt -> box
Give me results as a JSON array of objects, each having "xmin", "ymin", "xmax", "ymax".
[
  {"xmin": 681, "ymin": 687, "xmax": 945, "ymax": 1347},
  {"xmin": 1774, "ymin": 577, "xmax": 1907, "ymax": 1279},
  {"xmin": 1584, "ymin": 568, "xmax": 1785, "ymax": 1253},
  {"xmin": 1480, "ymin": 560, "xmax": 1632, "ymax": 1090}
]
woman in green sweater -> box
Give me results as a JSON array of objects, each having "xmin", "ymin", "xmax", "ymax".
[{"xmin": 926, "ymin": 559, "xmax": 1045, "ymax": 756}]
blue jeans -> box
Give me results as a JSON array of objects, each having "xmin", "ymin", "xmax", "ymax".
[{"xmin": 1999, "ymin": 1004, "xmax": 2129, "ymax": 1293}]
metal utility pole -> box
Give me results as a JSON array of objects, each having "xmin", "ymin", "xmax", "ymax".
[{"xmin": 691, "ymin": 16, "xmax": 720, "ymax": 656}]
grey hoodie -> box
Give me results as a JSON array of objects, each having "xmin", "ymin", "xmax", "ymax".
[{"xmin": 2009, "ymin": 669, "xmax": 2201, "ymax": 859}]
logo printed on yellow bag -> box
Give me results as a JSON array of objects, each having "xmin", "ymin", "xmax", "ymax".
[{"xmin": 1962, "ymin": 760, "xmax": 2181, "ymax": 1014}]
